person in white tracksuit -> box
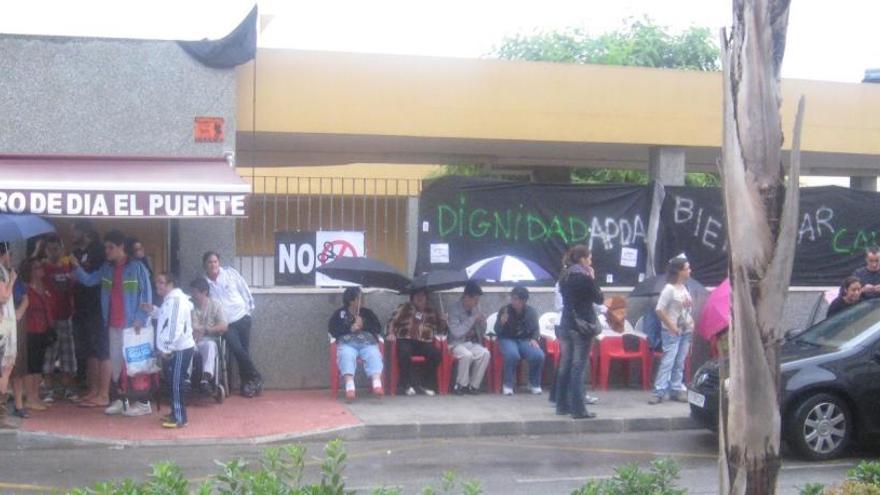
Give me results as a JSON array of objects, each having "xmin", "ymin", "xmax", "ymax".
[{"xmin": 147, "ymin": 273, "xmax": 195, "ymax": 429}]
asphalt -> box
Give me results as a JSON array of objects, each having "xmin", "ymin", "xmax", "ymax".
[{"xmin": 0, "ymin": 431, "xmax": 867, "ymax": 494}]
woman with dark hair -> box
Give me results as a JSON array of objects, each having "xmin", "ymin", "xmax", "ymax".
[
  {"xmin": 387, "ymin": 288, "xmax": 444, "ymax": 396},
  {"xmin": 555, "ymin": 245, "xmax": 604, "ymax": 419},
  {"xmin": 649, "ymin": 257, "xmax": 694, "ymax": 405},
  {"xmin": 826, "ymin": 276, "xmax": 862, "ymax": 318},
  {"xmin": 328, "ymin": 287, "xmax": 384, "ymax": 401},
  {"xmin": 20, "ymin": 259, "xmax": 55, "ymax": 412}
]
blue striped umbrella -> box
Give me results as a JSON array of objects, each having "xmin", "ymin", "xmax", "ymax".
[{"xmin": 465, "ymin": 255, "xmax": 552, "ymax": 283}]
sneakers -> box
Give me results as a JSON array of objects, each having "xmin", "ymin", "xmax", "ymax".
[
  {"xmin": 123, "ymin": 401, "xmax": 152, "ymax": 417},
  {"xmin": 670, "ymin": 391, "xmax": 689, "ymax": 403},
  {"xmin": 372, "ymin": 385, "xmax": 384, "ymax": 397},
  {"xmin": 584, "ymin": 394, "xmax": 599, "ymax": 405},
  {"xmin": 453, "ymin": 384, "xmax": 466, "ymax": 396},
  {"xmin": 502, "ymin": 386, "xmax": 514, "ymax": 396},
  {"xmin": 648, "ymin": 395, "xmax": 664, "ymax": 405},
  {"xmin": 105, "ymin": 399, "xmax": 126, "ymax": 416},
  {"xmin": 345, "ymin": 388, "xmax": 356, "ymax": 402},
  {"xmin": 405, "ymin": 387, "xmax": 417, "ymax": 396},
  {"xmin": 161, "ymin": 421, "xmax": 187, "ymax": 429},
  {"xmin": 466, "ymin": 385, "xmax": 481, "ymax": 395},
  {"xmin": 530, "ymin": 386, "xmax": 543, "ymax": 395}
]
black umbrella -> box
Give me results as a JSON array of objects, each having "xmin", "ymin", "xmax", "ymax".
[
  {"xmin": 407, "ymin": 269, "xmax": 470, "ymax": 293},
  {"xmin": 316, "ymin": 257, "xmax": 412, "ymax": 292},
  {"xmin": 629, "ymin": 275, "xmax": 708, "ymax": 298}
]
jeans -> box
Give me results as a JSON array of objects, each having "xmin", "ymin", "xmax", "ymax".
[
  {"xmin": 653, "ymin": 330, "xmax": 693, "ymax": 397},
  {"xmin": 337, "ymin": 341, "xmax": 383, "ymax": 377},
  {"xmin": 498, "ymin": 338, "xmax": 545, "ymax": 389},
  {"xmin": 554, "ymin": 325, "xmax": 592, "ymax": 416},
  {"xmin": 396, "ymin": 339, "xmax": 441, "ymax": 390},
  {"xmin": 224, "ymin": 315, "xmax": 260, "ymax": 386},
  {"xmin": 164, "ymin": 348, "xmax": 194, "ymax": 426}
]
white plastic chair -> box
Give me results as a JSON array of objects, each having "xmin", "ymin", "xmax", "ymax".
[{"xmin": 538, "ymin": 311, "xmax": 561, "ymax": 341}]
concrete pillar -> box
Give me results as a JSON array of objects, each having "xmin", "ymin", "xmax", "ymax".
[
  {"xmin": 406, "ymin": 197, "xmax": 419, "ymax": 277},
  {"xmin": 850, "ymin": 176, "xmax": 878, "ymax": 191},
  {"xmin": 176, "ymin": 218, "xmax": 236, "ymax": 287},
  {"xmin": 648, "ymin": 146, "xmax": 686, "ymax": 186}
]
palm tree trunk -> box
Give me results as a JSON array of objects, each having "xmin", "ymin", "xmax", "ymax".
[{"xmin": 718, "ymin": 1, "xmax": 805, "ymax": 493}]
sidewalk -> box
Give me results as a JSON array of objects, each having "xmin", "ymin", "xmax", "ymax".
[{"xmin": 3, "ymin": 389, "xmax": 696, "ymax": 449}]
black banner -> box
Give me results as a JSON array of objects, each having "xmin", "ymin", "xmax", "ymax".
[
  {"xmin": 656, "ymin": 186, "xmax": 880, "ymax": 286},
  {"xmin": 415, "ymin": 177, "xmax": 652, "ymax": 286}
]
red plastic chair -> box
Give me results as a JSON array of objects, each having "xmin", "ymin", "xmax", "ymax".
[
  {"xmin": 388, "ymin": 337, "xmax": 445, "ymax": 396},
  {"xmin": 329, "ymin": 334, "xmax": 385, "ymax": 398},
  {"xmin": 595, "ymin": 335, "xmax": 652, "ymax": 391},
  {"xmin": 439, "ymin": 336, "xmax": 495, "ymax": 394}
]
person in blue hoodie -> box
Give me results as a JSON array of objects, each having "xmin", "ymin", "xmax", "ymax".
[{"xmin": 72, "ymin": 230, "xmax": 152, "ymax": 416}]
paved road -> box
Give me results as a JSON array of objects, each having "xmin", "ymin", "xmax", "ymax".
[{"xmin": 0, "ymin": 431, "xmax": 870, "ymax": 494}]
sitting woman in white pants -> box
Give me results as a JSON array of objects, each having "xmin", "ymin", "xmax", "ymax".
[{"xmin": 189, "ymin": 278, "xmax": 228, "ymax": 388}]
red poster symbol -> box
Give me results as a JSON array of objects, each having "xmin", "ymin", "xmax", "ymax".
[{"xmin": 318, "ymin": 239, "xmax": 359, "ymax": 264}]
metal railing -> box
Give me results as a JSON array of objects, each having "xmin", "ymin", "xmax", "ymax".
[{"xmin": 235, "ymin": 176, "xmax": 422, "ymax": 286}]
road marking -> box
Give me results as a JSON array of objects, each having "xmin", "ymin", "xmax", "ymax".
[
  {"xmin": 444, "ymin": 438, "xmax": 718, "ymax": 460},
  {"xmin": 782, "ymin": 462, "xmax": 856, "ymax": 471},
  {"xmin": 0, "ymin": 481, "xmax": 61, "ymax": 492},
  {"xmin": 515, "ymin": 475, "xmax": 609, "ymax": 483}
]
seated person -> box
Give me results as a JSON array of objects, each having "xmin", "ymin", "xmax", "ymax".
[
  {"xmin": 328, "ymin": 287, "xmax": 384, "ymax": 401},
  {"xmin": 826, "ymin": 276, "xmax": 862, "ymax": 319},
  {"xmin": 494, "ymin": 285, "xmax": 545, "ymax": 395},
  {"xmin": 596, "ymin": 297, "xmax": 638, "ymax": 339},
  {"xmin": 387, "ymin": 288, "xmax": 444, "ymax": 396},
  {"xmin": 189, "ymin": 278, "xmax": 228, "ymax": 391},
  {"xmin": 446, "ymin": 281, "xmax": 490, "ymax": 395}
]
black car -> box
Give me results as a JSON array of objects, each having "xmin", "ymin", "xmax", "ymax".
[{"xmin": 688, "ymin": 299, "xmax": 880, "ymax": 461}]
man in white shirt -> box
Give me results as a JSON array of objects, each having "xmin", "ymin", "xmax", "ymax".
[{"xmin": 202, "ymin": 251, "xmax": 262, "ymax": 398}]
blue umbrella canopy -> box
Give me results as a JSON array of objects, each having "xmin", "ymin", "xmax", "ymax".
[
  {"xmin": 0, "ymin": 214, "xmax": 55, "ymax": 242},
  {"xmin": 464, "ymin": 255, "xmax": 552, "ymax": 282}
]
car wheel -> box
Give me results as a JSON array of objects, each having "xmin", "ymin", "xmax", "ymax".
[{"xmin": 786, "ymin": 393, "xmax": 852, "ymax": 461}]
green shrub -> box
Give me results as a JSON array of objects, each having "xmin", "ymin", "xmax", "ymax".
[
  {"xmin": 569, "ymin": 458, "xmax": 684, "ymax": 495},
  {"xmin": 800, "ymin": 461, "xmax": 880, "ymax": 495}
]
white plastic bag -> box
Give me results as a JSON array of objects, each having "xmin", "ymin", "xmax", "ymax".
[{"xmin": 122, "ymin": 326, "xmax": 160, "ymax": 376}]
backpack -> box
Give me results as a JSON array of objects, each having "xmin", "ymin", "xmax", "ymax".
[{"xmin": 643, "ymin": 310, "xmax": 664, "ymax": 352}]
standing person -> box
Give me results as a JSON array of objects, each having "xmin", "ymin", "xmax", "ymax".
[
  {"xmin": 852, "ymin": 247, "xmax": 880, "ymax": 300},
  {"xmin": 649, "ymin": 257, "xmax": 695, "ymax": 405},
  {"xmin": 127, "ymin": 237, "xmax": 159, "ymax": 304},
  {"xmin": 202, "ymin": 251, "xmax": 263, "ymax": 397},
  {"xmin": 70, "ymin": 221, "xmax": 105, "ymax": 403},
  {"xmin": 494, "ymin": 286, "xmax": 545, "ymax": 396},
  {"xmin": 10, "ymin": 255, "xmax": 29, "ymax": 419},
  {"xmin": 20, "ymin": 260, "xmax": 55, "ymax": 412},
  {"xmin": 41, "ymin": 235, "xmax": 78, "ymax": 401},
  {"xmin": 826, "ymin": 276, "xmax": 862, "ymax": 318},
  {"xmin": 148, "ymin": 273, "xmax": 194, "ymax": 429},
  {"xmin": 0, "ymin": 243, "xmax": 20, "ymax": 428},
  {"xmin": 72, "ymin": 230, "xmax": 153, "ymax": 415},
  {"xmin": 189, "ymin": 278, "xmax": 227, "ymax": 391},
  {"xmin": 446, "ymin": 281, "xmax": 490, "ymax": 395},
  {"xmin": 328, "ymin": 287, "xmax": 384, "ymax": 401},
  {"xmin": 387, "ymin": 288, "xmax": 444, "ymax": 396},
  {"xmin": 555, "ymin": 246, "xmax": 603, "ymax": 418}
]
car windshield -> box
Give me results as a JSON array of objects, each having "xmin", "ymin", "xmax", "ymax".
[{"xmin": 794, "ymin": 300, "xmax": 880, "ymax": 349}]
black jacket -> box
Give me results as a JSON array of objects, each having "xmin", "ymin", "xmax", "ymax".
[
  {"xmin": 494, "ymin": 304, "xmax": 540, "ymax": 341},
  {"xmin": 559, "ymin": 269, "xmax": 604, "ymax": 330},
  {"xmin": 328, "ymin": 306, "xmax": 383, "ymax": 342}
]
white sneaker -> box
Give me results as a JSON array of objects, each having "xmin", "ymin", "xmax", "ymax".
[
  {"xmin": 421, "ymin": 388, "xmax": 436, "ymax": 397},
  {"xmin": 104, "ymin": 399, "xmax": 126, "ymax": 416},
  {"xmin": 122, "ymin": 401, "xmax": 152, "ymax": 417},
  {"xmin": 405, "ymin": 387, "xmax": 417, "ymax": 396},
  {"xmin": 530, "ymin": 386, "xmax": 543, "ymax": 395},
  {"xmin": 502, "ymin": 386, "xmax": 514, "ymax": 396}
]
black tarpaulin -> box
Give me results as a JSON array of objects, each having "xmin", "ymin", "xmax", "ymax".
[{"xmin": 179, "ymin": 5, "xmax": 257, "ymax": 69}]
